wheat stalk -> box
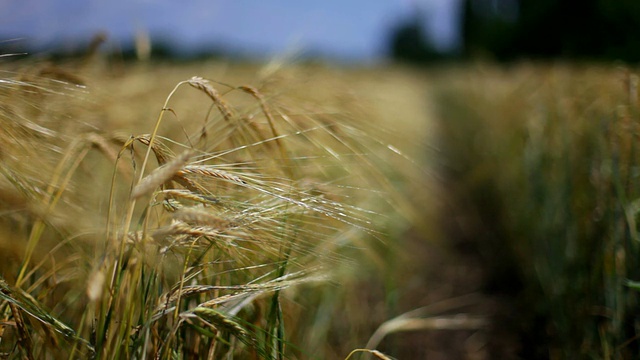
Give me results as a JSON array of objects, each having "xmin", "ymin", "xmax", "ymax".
[{"xmin": 238, "ymin": 85, "xmax": 292, "ymax": 175}]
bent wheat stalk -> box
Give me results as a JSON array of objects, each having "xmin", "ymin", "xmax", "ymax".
[{"xmin": 188, "ymin": 76, "xmax": 234, "ymax": 122}]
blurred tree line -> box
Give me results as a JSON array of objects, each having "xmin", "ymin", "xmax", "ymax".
[{"xmin": 390, "ymin": 0, "xmax": 640, "ymax": 62}]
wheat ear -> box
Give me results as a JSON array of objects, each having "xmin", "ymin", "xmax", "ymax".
[
  {"xmin": 177, "ymin": 165, "xmax": 247, "ymax": 185},
  {"xmin": 188, "ymin": 76, "xmax": 234, "ymax": 122},
  {"xmin": 131, "ymin": 149, "xmax": 194, "ymax": 199}
]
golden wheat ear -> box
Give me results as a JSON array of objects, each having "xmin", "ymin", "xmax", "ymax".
[
  {"xmin": 131, "ymin": 149, "xmax": 194, "ymax": 199},
  {"xmin": 188, "ymin": 76, "xmax": 234, "ymax": 122}
]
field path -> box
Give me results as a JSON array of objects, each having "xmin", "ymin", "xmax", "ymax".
[{"xmin": 351, "ymin": 66, "xmax": 520, "ymax": 359}]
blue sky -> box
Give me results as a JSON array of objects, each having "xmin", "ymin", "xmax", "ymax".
[{"xmin": 0, "ymin": 0, "xmax": 461, "ymax": 61}]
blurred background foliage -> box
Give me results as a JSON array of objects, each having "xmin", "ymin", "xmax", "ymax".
[
  {"xmin": 388, "ymin": 1, "xmax": 640, "ymax": 357},
  {"xmin": 433, "ymin": 64, "xmax": 640, "ymax": 357},
  {"xmin": 7, "ymin": 0, "xmax": 640, "ymax": 64},
  {"xmin": 389, "ymin": 0, "xmax": 640, "ymax": 63}
]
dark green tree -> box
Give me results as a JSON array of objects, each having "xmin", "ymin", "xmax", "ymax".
[
  {"xmin": 387, "ymin": 3, "xmax": 452, "ymax": 65},
  {"xmin": 462, "ymin": 0, "xmax": 519, "ymax": 59},
  {"xmin": 462, "ymin": 0, "xmax": 640, "ymax": 61}
]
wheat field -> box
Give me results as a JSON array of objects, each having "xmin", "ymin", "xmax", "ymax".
[
  {"xmin": 0, "ymin": 55, "xmax": 438, "ymax": 359},
  {"xmin": 4, "ymin": 51, "xmax": 637, "ymax": 359}
]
